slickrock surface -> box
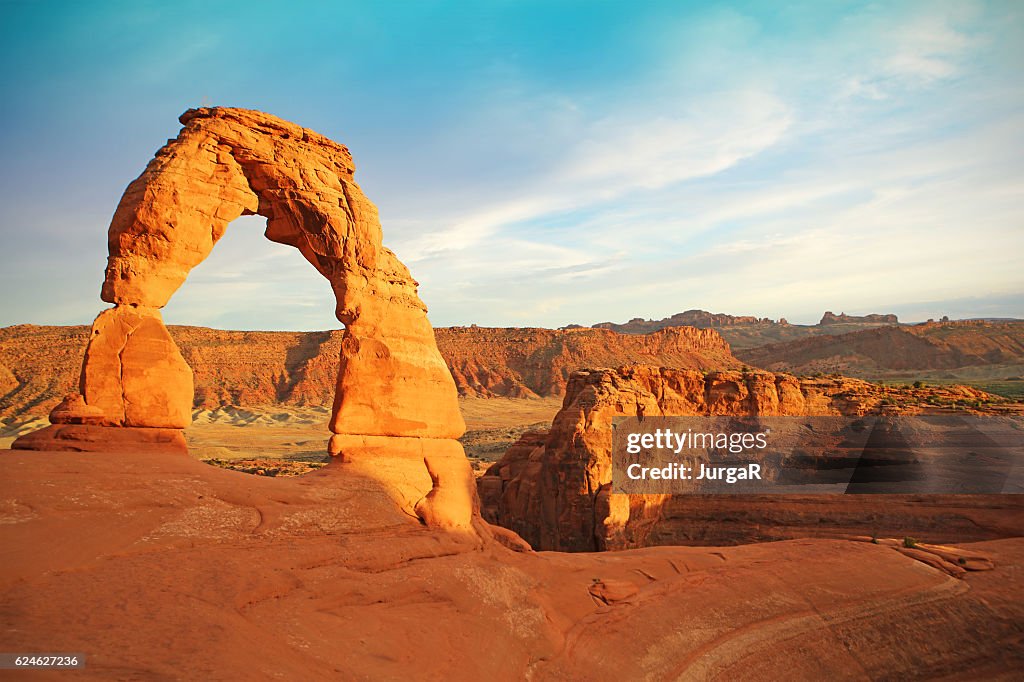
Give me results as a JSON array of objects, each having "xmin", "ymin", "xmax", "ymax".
[
  {"xmin": 480, "ymin": 366, "xmax": 1022, "ymax": 551},
  {"xmin": 12, "ymin": 107, "xmax": 473, "ymax": 530},
  {"xmin": 2, "ymin": 449, "xmax": 1022, "ymax": 680}
]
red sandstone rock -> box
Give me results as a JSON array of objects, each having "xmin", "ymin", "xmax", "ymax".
[
  {"xmin": 96, "ymin": 107, "xmax": 462, "ymax": 440},
  {"xmin": 15, "ymin": 107, "xmax": 472, "ymax": 530},
  {"xmin": 414, "ymin": 454, "xmax": 479, "ymax": 532},
  {"xmin": 588, "ymin": 578, "xmax": 639, "ymax": 604},
  {"xmin": 916, "ymin": 542, "xmax": 996, "ymax": 571},
  {"xmin": 896, "ymin": 547, "xmax": 968, "ymax": 578},
  {"xmin": 479, "ymin": 366, "xmax": 1024, "ymax": 552},
  {"xmin": 0, "ymin": 362, "xmax": 17, "ymax": 397},
  {"xmin": 0, "ymin": 324, "xmax": 747, "ymax": 418},
  {"xmin": 80, "ymin": 307, "xmax": 193, "ymax": 428},
  {"xmin": 48, "ymin": 393, "xmax": 106, "ymax": 425},
  {"xmin": 437, "ymin": 325, "xmax": 739, "ymax": 397},
  {"xmin": 738, "ymin": 320, "xmax": 1024, "ymax": 375},
  {"xmin": 7, "ymin": 320, "xmax": 1020, "ymax": 420},
  {"xmin": 850, "ymin": 537, "xmax": 995, "ymax": 577},
  {"xmin": 4, "ymin": 450, "xmax": 1022, "ymax": 679},
  {"xmin": 11, "ymin": 424, "xmax": 187, "ymax": 454}
]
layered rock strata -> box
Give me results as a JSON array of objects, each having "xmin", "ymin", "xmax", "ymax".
[
  {"xmin": 2, "ymin": 324, "xmax": 744, "ymax": 418},
  {"xmin": 438, "ymin": 325, "xmax": 738, "ymax": 397}
]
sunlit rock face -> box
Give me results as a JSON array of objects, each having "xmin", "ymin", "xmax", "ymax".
[
  {"xmin": 15, "ymin": 107, "xmax": 474, "ymax": 530},
  {"xmin": 479, "ymin": 366, "xmax": 1016, "ymax": 551}
]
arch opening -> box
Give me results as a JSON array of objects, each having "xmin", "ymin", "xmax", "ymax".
[
  {"xmin": 161, "ymin": 212, "xmax": 343, "ymax": 476},
  {"xmin": 162, "ymin": 213, "xmax": 340, "ymax": 332}
]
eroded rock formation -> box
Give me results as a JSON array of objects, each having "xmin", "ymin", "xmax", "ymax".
[
  {"xmin": 7, "ymin": 320, "xmax": 1021, "ymax": 419},
  {"xmin": 479, "ymin": 366, "xmax": 1020, "ymax": 551},
  {"xmin": 13, "ymin": 107, "xmax": 473, "ymax": 530}
]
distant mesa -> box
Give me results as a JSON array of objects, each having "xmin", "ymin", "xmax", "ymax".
[
  {"xmin": 737, "ymin": 321, "xmax": 1024, "ymax": 376},
  {"xmin": 591, "ymin": 308, "xmax": 901, "ymax": 334},
  {"xmin": 819, "ymin": 311, "xmax": 899, "ymax": 325},
  {"xmin": 587, "ymin": 309, "xmax": 908, "ymax": 351},
  {"xmin": 592, "ymin": 309, "xmax": 777, "ymax": 334}
]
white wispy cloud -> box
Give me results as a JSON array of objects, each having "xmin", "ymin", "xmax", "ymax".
[{"xmin": 398, "ymin": 88, "xmax": 791, "ymax": 261}]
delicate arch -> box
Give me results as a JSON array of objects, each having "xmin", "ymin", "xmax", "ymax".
[{"xmin": 18, "ymin": 108, "xmax": 475, "ymax": 530}]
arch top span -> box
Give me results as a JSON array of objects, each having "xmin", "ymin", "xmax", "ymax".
[
  {"xmin": 103, "ymin": 107, "xmax": 378, "ymax": 320},
  {"xmin": 16, "ymin": 107, "xmax": 476, "ymax": 532}
]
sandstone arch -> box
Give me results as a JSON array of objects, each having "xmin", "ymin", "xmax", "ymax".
[{"xmin": 15, "ymin": 107, "xmax": 475, "ymax": 530}]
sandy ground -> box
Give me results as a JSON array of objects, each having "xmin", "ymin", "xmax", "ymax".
[
  {"xmin": 1, "ymin": 449, "xmax": 1022, "ymax": 679},
  {"xmin": 457, "ymin": 396, "xmax": 564, "ymax": 429},
  {"xmin": 183, "ymin": 397, "xmax": 563, "ymax": 475},
  {"xmin": 0, "ymin": 415, "xmax": 48, "ymax": 451}
]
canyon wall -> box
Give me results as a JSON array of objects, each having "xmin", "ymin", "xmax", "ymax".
[
  {"xmin": 478, "ymin": 366, "xmax": 1017, "ymax": 551},
  {"xmin": 437, "ymin": 325, "xmax": 737, "ymax": 398},
  {"xmin": 0, "ymin": 324, "xmax": 739, "ymax": 418}
]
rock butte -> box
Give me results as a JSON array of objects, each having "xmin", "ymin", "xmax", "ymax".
[
  {"xmin": 12, "ymin": 107, "xmax": 475, "ymax": 531},
  {"xmin": 480, "ymin": 366, "xmax": 1024, "ymax": 551}
]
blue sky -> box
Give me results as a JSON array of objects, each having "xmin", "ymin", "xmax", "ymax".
[{"xmin": 0, "ymin": 0, "xmax": 1021, "ymax": 330}]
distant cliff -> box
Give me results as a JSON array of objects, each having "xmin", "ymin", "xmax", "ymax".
[
  {"xmin": 738, "ymin": 321, "xmax": 1024, "ymax": 375},
  {"xmin": 0, "ymin": 324, "xmax": 740, "ymax": 418},
  {"xmin": 592, "ymin": 309, "xmax": 776, "ymax": 334},
  {"xmin": 587, "ymin": 309, "xmax": 903, "ymax": 350},
  {"xmin": 6, "ymin": 319, "xmax": 1015, "ymax": 421},
  {"xmin": 437, "ymin": 326, "xmax": 738, "ymax": 398}
]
